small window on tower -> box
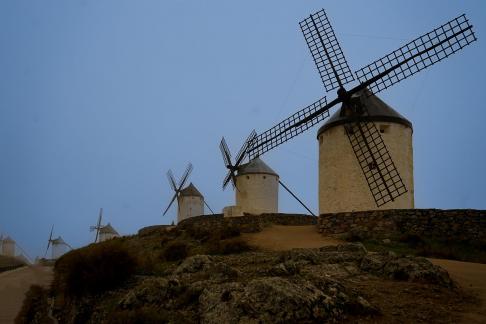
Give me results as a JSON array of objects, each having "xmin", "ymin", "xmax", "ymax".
[
  {"xmin": 263, "ymin": 175, "xmax": 266, "ymax": 179},
  {"xmin": 246, "ymin": 176, "xmax": 250, "ymax": 180},
  {"xmin": 379, "ymin": 125, "xmax": 390, "ymax": 134}
]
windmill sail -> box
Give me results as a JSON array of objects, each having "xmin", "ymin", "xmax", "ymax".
[
  {"xmin": 247, "ymin": 97, "xmax": 332, "ymax": 159},
  {"xmin": 299, "ymin": 9, "xmax": 355, "ymax": 91},
  {"xmin": 220, "ymin": 130, "xmax": 257, "ymax": 189},
  {"xmin": 354, "ymin": 14, "xmax": 476, "ymax": 95}
]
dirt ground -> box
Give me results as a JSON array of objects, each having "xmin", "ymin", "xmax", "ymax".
[
  {"xmin": 0, "ymin": 265, "xmax": 53, "ymax": 323},
  {"xmin": 242, "ymin": 224, "xmax": 343, "ymax": 250},
  {"xmin": 243, "ymin": 224, "xmax": 486, "ymax": 323}
]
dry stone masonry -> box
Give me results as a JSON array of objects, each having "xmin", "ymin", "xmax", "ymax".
[{"xmin": 319, "ymin": 209, "xmax": 486, "ymax": 245}]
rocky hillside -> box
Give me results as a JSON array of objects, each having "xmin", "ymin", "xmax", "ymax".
[{"xmin": 16, "ymin": 220, "xmax": 478, "ymax": 323}]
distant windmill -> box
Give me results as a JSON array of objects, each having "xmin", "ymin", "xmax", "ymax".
[
  {"xmin": 220, "ymin": 131, "xmax": 315, "ymax": 216},
  {"xmin": 44, "ymin": 225, "xmax": 71, "ymax": 259},
  {"xmin": 90, "ymin": 208, "xmax": 104, "ymax": 243},
  {"xmin": 90, "ymin": 208, "xmax": 120, "ymax": 243},
  {"xmin": 245, "ymin": 9, "xmax": 476, "ymax": 213},
  {"xmin": 163, "ymin": 163, "xmax": 214, "ymax": 223}
]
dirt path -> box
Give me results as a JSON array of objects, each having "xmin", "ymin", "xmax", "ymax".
[
  {"xmin": 430, "ymin": 259, "xmax": 486, "ymax": 323},
  {"xmin": 242, "ymin": 225, "xmax": 343, "ymax": 251},
  {"xmin": 0, "ymin": 265, "xmax": 53, "ymax": 323}
]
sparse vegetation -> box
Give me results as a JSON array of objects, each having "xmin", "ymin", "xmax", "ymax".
[
  {"xmin": 344, "ymin": 232, "xmax": 486, "ymax": 263},
  {"xmin": 52, "ymin": 239, "xmax": 137, "ymax": 297},
  {"xmin": 207, "ymin": 237, "xmax": 253, "ymax": 255},
  {"xmin": 162, "ymin": 240, "xmax": 189, "ymax": 261},
  {"xmin": 105, "ymin": 307, "xmax": 170, "ymax": 324},
  {"xmin": 15, "ymin": 285, "xmax": 52, "ymax": 324}
]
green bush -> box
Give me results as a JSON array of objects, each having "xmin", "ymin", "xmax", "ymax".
[
  {"xmin": 162, "ymin": 240, "xmax": 189, "ymax": 261},
  {"xmin": 15, "ymin": 285, "xmax": 52, "ymax": 324},
  {"xmin": 53, "ymin": 240, "xmax": 137, "ymax": 297}
]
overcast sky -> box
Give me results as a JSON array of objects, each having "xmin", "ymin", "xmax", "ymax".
[{"xmin": 1, "ymin": 1, "xmax": 485, "ymax": 259}]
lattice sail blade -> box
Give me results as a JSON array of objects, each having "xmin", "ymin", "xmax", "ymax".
[
  {"xmin": 299, "ymin": 9, "xmax": 355, "ymax": 92},
  {"xmin": 219, "ymin": 137, "xmax": 232, "ymax": 167},
  {"xmin": 222, "ymin": 170, "xmax": 233, "ymax": 190},
  {"xmin": 235, "ymin": 130, "xmax": 257, "ymax": 167},
  {"xmin": 163, "ymin": 192, "xmax": 178, "ymax": 216},
  {"xmin": 166, "ymin": 169, "xmax": 177, "ymax": 191},
  {"xmin": 178, "ymin": 163, "xmax": 193, "ymax": 189},
  {"xmin": 354, "ymin": 14, "xmax": 476, "ymax": 95},
  {"xmin": 344, "ymin": 118, "xmax": 407, "ymax": 207},
  {"xmin": 248, "ymin": 96, "xmax": 336, "ymax": 159}
]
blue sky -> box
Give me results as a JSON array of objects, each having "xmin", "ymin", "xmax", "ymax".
[{"xmin": 1, "ymin": 1, "xmax": 485, "ymax": 259}]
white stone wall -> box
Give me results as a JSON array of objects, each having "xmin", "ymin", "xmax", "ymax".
[
  {"xmin": 52, "ymin": 244, "xmax": 68, "ymax": 259},
  {"xmin": 318, "ymin": 122, "xmax": 414, "ymax": 214},
  {"xmin": 178, "ymin": 196, "xmax": 204, "ymax": 223},
  {"xmin": 235, "ymin": 173, "xmax": 279, "ymax": 215},
  {"xmin": 1, "ymin": 241, "xmax": 15, "ymax": 257},
  {"xmin": 99, "ymin": 233, "xmax": 119, "ymax": 242}
]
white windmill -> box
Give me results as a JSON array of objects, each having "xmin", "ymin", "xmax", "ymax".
[
  {"xmin": 45, "ymin": 225, "xmax": 71, "ymax": 260},
  {"xmin": 220, "ymin": 131, "xmax": 315, "ymax": 217},
  {"xmin": 90, "ymin": 208, "xmax": 120, "ymax": 243},
  {"xmin": 163, "ymin": 163, "xmax": 214, "ymax": 223}
]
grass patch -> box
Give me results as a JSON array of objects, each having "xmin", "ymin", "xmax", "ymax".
[{"xmin": 349, "ymin": 233, "xmax": 486, "ymax": 263}]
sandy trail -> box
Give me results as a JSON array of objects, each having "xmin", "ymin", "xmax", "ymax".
[
  {"xmin": 430, "ymin": 259, "xmax": 486, "ymax": 323},
  {"xmin": 242, "ymin": 225, "xmax": 343, "ymax": 251},
  {"xmin": 0, "ymin": 265, "xmax": 53, "ymax": 323}
]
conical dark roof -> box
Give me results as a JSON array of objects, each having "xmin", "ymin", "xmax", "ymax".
[
  {"xmin": 237, "ymin": 157, "xmax": 278, "ymax": 176},
  {"xmin": 99, "ymin": 223, "xmax": 119, "ymax": 235},
  {"xmin": 317, "ymin": 89, "xmax": 412, "ymax": 137},
  {"xmin": 180, "ymin": 182, "xmax": 203, "ymax": 198},
  {"xmin": 51, "ymin": 236, "xmax": 66, "ymax": 245},
  {"xmin": 2, "ymin": 236, "xmax": 15, "ymax": 244}
]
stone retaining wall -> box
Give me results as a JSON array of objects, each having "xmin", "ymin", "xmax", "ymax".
[
  {"xmin": 319, "ymin": 209, "xmax": 486, "ymax": 244},
  {"xmin": 178, "ymin": 213, "xmax": 316, "ymax": 233}
]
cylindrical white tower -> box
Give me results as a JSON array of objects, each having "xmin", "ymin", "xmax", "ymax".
[
  {"xmin": 235, "ymin": 158, "xmax": 279, "ymax": 215},
  {"xmin": 1, "ymin": 236, "xmax": 16, "ymax": 257},
  {"xmin": 99, "ymin": 223, "xmax": 120, "ymax": 242},
  {"xmin": 51, "ymin": 237, "xmax": 68, "ymax": 259},
  {"xmin": 178, "ymin": 182, "xmax": 204, "ymax": 223},
  {"xmin": 317, "ymin": 90, "xmax": 414, "ymax": 214}
]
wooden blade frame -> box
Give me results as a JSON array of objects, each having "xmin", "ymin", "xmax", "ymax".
[
  {"xmin": 220, "ymin": 130, "xmax": 256, "ymax": 190},
  {"xmin": 248, "ymin": 96, "xmax": 332, "ymax": 159},
  {"xmin": 354, "ymin": 14, "xmax": 476, "ymax": 95},
  {"xmin": 344, "ymin": 97, "xmax": 407, "ymax": 206},
  {"xmin": 299, "ymin": 9, "xmax": 355, "ymax": 92}
]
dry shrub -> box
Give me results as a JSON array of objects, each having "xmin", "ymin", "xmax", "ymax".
[
  {"xmin": 53, "ymin": 240, "xmax": 137, "ymax": 297},
  {"xmin": 186, "ymin": 223, "xmax": 241, "ymax": 242},
  {"xmin": 162, "ymin": 240, "xmax": 189, "ymax": 262},
  {"xmin": 207, "ymin": 237, "xmax": 253, "ymax": 255},
  {"xmin": 105, "ymin": 307, "xmax": 169, "ymax": 324},
  {"xmin": 15, "ymin": 285, "xmax": 52, "ymax": 324}
]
